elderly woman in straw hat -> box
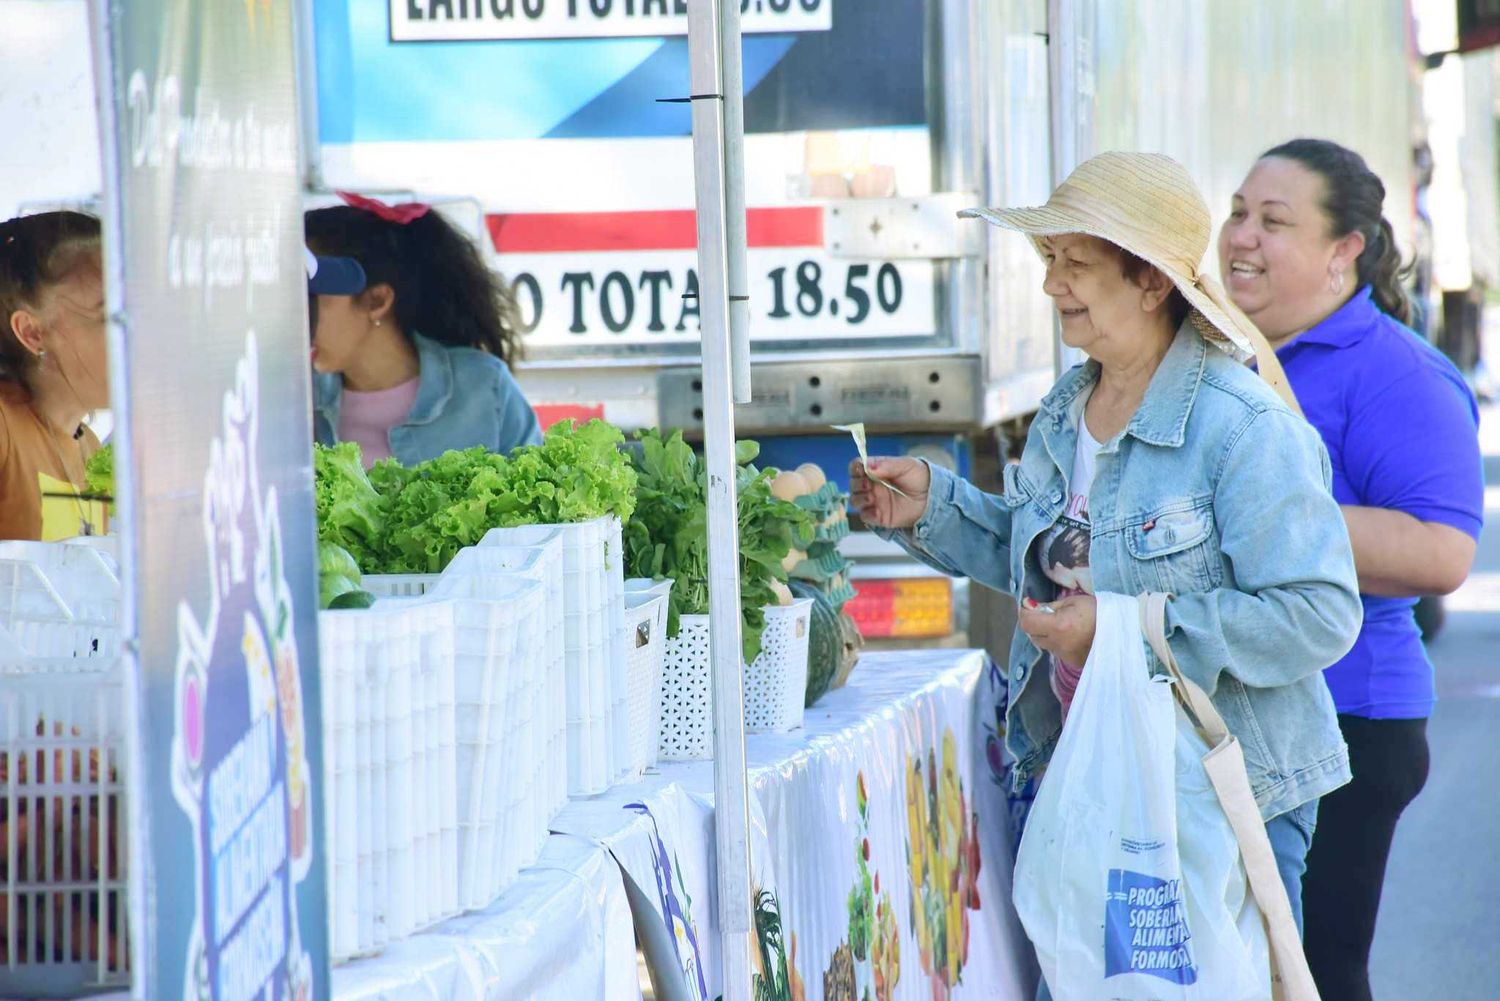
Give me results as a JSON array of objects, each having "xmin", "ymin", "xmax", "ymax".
[{"xmin": 852, "ymin": 152, "xmax": 1362, "ymax": 924}]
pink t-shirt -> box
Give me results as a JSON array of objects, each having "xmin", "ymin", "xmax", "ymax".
[{"xmin": 337, "ymin": 378, "xmax": 420, "ymax": 468}]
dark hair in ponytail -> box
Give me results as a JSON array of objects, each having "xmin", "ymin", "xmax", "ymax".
[
  {"xmin": 304, "ymin": 205, "xmax": 523, "ymax": 363},
  {"xmin": 1261, "ymin": 138, "xmax": 1412, "ymax": 324},
  {"xmin": 0, "ymin": 211, "xmax": 102, "ymax": 386}
]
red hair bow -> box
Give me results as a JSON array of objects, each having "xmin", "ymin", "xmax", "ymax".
[{"xmin": 337, "ymin": 190, "xmax": 431, "ymax": 225}]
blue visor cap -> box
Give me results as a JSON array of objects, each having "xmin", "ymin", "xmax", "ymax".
[{"xmin": 305, "ymin": 249, "xmax": 367, "ymax": 295}]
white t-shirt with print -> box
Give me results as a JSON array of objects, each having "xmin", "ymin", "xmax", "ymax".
[{"xmin": 1033, "ymin": 413, "xmax": 1104, "ymax": 716}]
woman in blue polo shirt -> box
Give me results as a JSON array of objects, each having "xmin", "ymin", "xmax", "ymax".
[{"xmin": 1219, "ymin": 139, "xmax": 1484, "ymax": 1001}]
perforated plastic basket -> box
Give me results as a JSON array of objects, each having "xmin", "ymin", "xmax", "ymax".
[{"xmin": 658, "ymin": 598, "xmax": 813, "ymax": 760}]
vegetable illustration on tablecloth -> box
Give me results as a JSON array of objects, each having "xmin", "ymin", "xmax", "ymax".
[
  {"xmin": 905, "ymin": 728, "xmax": 982, "ymax": 1000},
  {"xmin": 752, "ymin": 886, "xmax": 793, "ymax": 1001},
  {"xmin": 831, "ymin": 771, "xmax": 900, "ymax": 1001}
]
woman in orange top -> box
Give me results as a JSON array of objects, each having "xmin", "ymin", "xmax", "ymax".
[{"xmin": 0, "ymin": 211, "xmax": 109, "ymax": 540}]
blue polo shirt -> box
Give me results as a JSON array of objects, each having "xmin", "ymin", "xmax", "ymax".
[{"xmin": 1277, "ymin": 287, "xmax": 1483, "ymax": 719}]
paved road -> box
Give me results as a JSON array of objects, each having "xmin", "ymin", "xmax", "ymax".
[{"xmin": 1369, "ymin": 402, "xmax": 1500, "ymax": 999}]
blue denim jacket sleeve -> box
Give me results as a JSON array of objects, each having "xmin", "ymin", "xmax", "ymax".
[
  {"xmin": 1163, "ymin": 407, "xmax": 1362, "ymax": 696},
  {"xmin": 886, "ymin": 463, "xmax": 1013, "ymax": 593},
  {"xmin": 495, "ymin": 363, "xmax": 542, "ymax": 450}
]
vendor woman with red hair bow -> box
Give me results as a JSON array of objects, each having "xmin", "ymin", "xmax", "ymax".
[{"xmin": 305, "ymin": 193, "xmax": 540, "ymax": 468}]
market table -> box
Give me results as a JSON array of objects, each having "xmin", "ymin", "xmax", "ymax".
[
  {"xmin": 554, "ymin": 648, "xmax": 1040, "ymax": 1001},
  {"xmin": 89, "ymin": 835, "xmax": 642, "ymax": 1001},
  {"xmin": 91, "ymin": 649, "xmax": 1036, "ymax": 1001}
]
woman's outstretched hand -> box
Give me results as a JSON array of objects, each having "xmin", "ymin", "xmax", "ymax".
[
  {"xmin": 1018, "ymin": 595, "xmax": 1097, "ymax": 667},
  {"xmin": 849, "ymin": 456, "xmax": 931, "ymax": 529}
]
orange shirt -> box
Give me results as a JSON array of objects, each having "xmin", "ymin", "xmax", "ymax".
[{"xmin": 0, "ymin": 382, "xmax": 106, "ymax": 541}]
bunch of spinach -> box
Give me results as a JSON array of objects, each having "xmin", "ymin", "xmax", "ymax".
[{"xmin": 625, "ymin": 429, "xmax": 813, "ymax": 664}]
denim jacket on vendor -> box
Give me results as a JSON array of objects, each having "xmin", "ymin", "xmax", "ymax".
[
  {"xmin": 313, "ymin": 331, "xmax": 540, "ymax": 465},
  {"xmin": 891, "ymin": 324, "xmax": 1361, "ymax": 821}
]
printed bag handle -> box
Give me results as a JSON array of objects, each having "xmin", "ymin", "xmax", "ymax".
[{"xmin": 1138, "ymin": 592, "xmax": 1322, "ymax": 1001}]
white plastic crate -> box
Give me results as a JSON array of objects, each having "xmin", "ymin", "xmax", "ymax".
[
  {"xmin": 320, "ymin": 599, "xmax": 460, "ymax": 961},
  {"xmin": 361, "ymin": 573, "xmax": 438, "ymax": 599},
  {"xmin": 0, "ymin": 542, "xmax": 120, "ymax": 666},
  {"xmin": 0, "ymin": 542, "xmax": 129, "ymax": 997},
  {"xmin": 459, "ymin": 539, "xmax": 568, "ymax": 824},
  {"xmin": 625, "ymin": 578, "xmax": 673, "ymax": 601},
  {"xmin": 1, "ymin": 670, "xmax": 130, "ymax": 997},
  {"xmin": 425, "ymin": 574, "xmax": 544, "ymax": 911},
  {"xmin": 620, "ymin": 590, "xmax": 668, "ymax": 781},
  {"xmin": 659, "ymin": 599, "xmax": 814, "ymax": 760},
  {"xmin": 482, "ymin": 518, "xmax": 620, "ymax": 796},
  {"xmin": 604, "ymin": 519, "xmax": 629, "ymax": 782}
]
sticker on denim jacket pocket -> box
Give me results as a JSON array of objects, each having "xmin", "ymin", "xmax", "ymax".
[{"xmin": 1128, "ymin": 505, "xmax": 1213, "ymax": 559}]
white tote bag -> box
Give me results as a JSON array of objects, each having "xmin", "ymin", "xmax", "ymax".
[{"xmin": 1013, "ymin": 592, "xmax": 1272, "ymax": 1000}]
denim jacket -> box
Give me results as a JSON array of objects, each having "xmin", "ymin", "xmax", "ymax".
[
  {"xmin": 313, "ymin": 331, "xmax": 541, "ymax": 464},
  {"xmin": 893, "ymin": 325, "xmax": 1361, "ymax": 820}
]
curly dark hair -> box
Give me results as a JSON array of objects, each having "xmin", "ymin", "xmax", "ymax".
[
  {"xmin": 1262, "ymin": 138, "xmax": 1413, "ymax": 324},
  {"xmin": 304, "ymin": 204, "xmax": 523, "ymax": 363},
  {"xmin": 0, "ymin": 211, "xmax": 102, "ymax": 387}
]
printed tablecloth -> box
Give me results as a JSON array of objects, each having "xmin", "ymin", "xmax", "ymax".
[{"xmin": 555, "ymin": 648, "xmax": 1040, "ymax": 1001}]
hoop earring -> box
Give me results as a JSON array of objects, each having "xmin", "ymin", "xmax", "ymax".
[{"xmin": 1329, "ymin": 270, "xmax": 1345, "ymax": 295}]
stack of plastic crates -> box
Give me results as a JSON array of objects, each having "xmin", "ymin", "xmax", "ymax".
[
  {"xmin": 467, "ymin": 536, "xmax": 567, "ymax": 824},
  {"xmin": 320, "ymin": 557, "xmax": 551, "ymax": 960},
  {"xmin": 0, "ymin": 541, "xmax": 129, "ymax": 996},
  {"xmin": 482, "ymin": 516, "xmax": 622, "ymax": 795},
  {"xmin": 425, "ymin": 566, "xmax": 547, "ymax": 909},
  {"xmin": 320, "ymin": 598, "xmax": 457, "ymax": 959}
]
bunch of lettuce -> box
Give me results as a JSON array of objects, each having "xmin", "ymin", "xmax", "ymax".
[
  {"xmin": 370, "ymin": 419, "xmax": 638, "ymax": 574},
  {"xmin": 313, "ymin": 442, "xmax": 388, "ymax": 571},
  {"xmin": 84, "ymin": 442, "xmax": 113, "ymax": 497},
  {"xmin": 625, "ymin": 429, "xmax": 813, "ymax": 664}
]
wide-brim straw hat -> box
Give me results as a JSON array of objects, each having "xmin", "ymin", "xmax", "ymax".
[{"xmin": 960, "ymin": 151, "xmax": 1298, "ymax": 412}]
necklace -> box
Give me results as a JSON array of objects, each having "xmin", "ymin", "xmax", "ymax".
[{"xmin": 27, "ymin": 402, "xmax": 97, "ymax": 537}]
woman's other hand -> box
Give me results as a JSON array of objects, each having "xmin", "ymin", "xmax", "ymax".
[
  {"xmin": 849, "ymin": 457, "xmax": 931, "ymax": 529},
  {"xmin": 1018, "ymin": 595, "xmax": 1097, "ymax": 666}
]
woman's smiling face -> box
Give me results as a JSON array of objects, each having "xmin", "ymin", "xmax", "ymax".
[
  {"xmin": 1218, "ymin": 156, "xmax": 1353, "ymax": 341},
  {"xmin": 1039, "ymin": 234, "xmax": 1170, "ymax": 356}
]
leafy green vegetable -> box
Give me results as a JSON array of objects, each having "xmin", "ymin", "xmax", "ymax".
[
  {"xmin": 313, "ymin": 442, "xmax": 388, "ymax": 570},
  {"xmin": 370, "ymin": 419, "xmax": 638, "ymax": 574},
  {"xmin": 318, "ymin": 539, "xmax": 365, "ymax": 609},
  {"xmin": 318, "ymin": 540, "xmax": 362, "ymax": 582},
  {"xmin": 85, "ymin": 442, "xmax": 113, "ymax": 501},
  {"xmin": 624, "ymin": 429, "xmax": 813, "ymax": 664}
]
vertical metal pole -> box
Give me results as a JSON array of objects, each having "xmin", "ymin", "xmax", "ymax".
[
  {"xmin": 291, "ymin": 0, "xmax": 325, "ymax": 190},
  {"xmin": 84, "ymin": 1, "xmax": 149, "ymax": 994},
  {"xmin": 1046, "ymin": 0, "xmax": 1085, "ymax": 375},
  {"xmin": 720, "ymin": 0, "xmax": 753, "ymax": 404},
  {"xmin": 686, "ymin": 3, "xmax": 754, "ymax": 999}
]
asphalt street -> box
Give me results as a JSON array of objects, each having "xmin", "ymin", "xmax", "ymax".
[{"xmin": 1369, "ymin": 401, "xmax": 1500, "ymax": 999}]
